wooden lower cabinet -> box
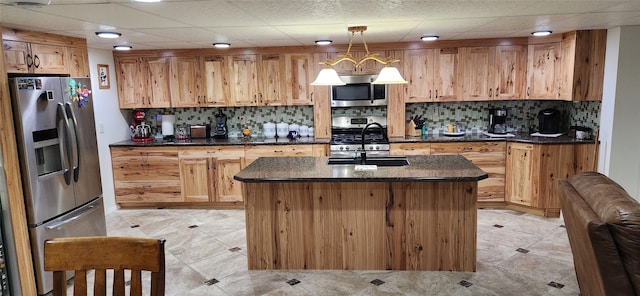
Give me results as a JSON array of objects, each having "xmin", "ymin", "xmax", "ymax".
[
  {"xmin": 243, "ymin": 144, "xmax": 315, "ymax": 166},
  {"xmin": 505, "ymin": 143, "xmax": 576, "ymax": 217},
  {"xmin": 431, "ymin": 142, "xmax": 506, "ymax": 204},
  {"xmin": 178, "ymin": 146, "xmax": 244, "ymax": 207},
  {"xmin": 110, "ymin": 147, "xmax": 181, "ymax": 205},
  {"xmin": 390, "ymin": 142, "xmax": 431, "ymax": 155}
]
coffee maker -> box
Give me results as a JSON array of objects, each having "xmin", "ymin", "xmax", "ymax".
[
  {"xmin": 488, "ymin": 108, "xmax": 507, "ymax": 134},
  {"xmin": 213, "ymin": 109, "xmax": 228, "ymax": 139}
]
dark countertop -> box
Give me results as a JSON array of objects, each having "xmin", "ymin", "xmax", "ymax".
[
  {"xmin": 109, "ymin": 136, "xmax": 331, "ymax": 147},
  {"xmin": 233, "ymin": 155, "xmax": 489, "ymax": 183},
  {"xmin": 110, "ymin": 133, "xmax": 594, "ymax": 147}
]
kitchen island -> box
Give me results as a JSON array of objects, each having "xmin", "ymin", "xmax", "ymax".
[{"xmin": 234, "ymin": 155, "xmax": 488, "ymax": 272}]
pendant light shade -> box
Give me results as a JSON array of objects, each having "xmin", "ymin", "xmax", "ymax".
[
  {"xmin": 372, "ymin": 66, "xmax": 407, "ymax": 84},
  {"xmin": 311, "ymin": 68, "xmax": 346, "ymax": 86},
  {"xmin": 311, "ymin": 26, "xmax": 407, "ymax": 86}
]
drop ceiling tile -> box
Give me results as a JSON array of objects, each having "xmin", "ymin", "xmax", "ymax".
[
  {"xmin": 409, "ymin": 18, "xmax": 497, "ymax": 35},
  {"xmin": 601, "ymin": 1, "xmax": 640, "ymax": 12},
  {"xmin": 474, "ymin": 14, "xmax": 576, "ymax": 32},
  {"xmin": 204, "ymin": 26, "xmax": 291, "ymax": 41},
  {"xmin": 190, "ymin": 40, "xmax": 257, "ymax": 49},
  {"xmin": 553, "ymin": 11, "xmax": 640, "ymax": 29},
  {"xmin": 518, "ymin": 1, "xmax": 627, "ymax": 15},
  {"xmin": 242, "ymin": 38, "xmax": 306, "ymax": 47},
  {"xmin": 275, "ymin": 24, "xmax": 351, "ymax": 43},
  {"xmin": 230, "ymin": 0, "xmax": 345, "ymax": 25},
  {"xmin": 449, "ymin": 30, "xmax": 523, "ymax": 40},
  {"xmin": 0, "ymin": 5, "xmax": 97, "ymax": 31},
  {"xmin": 132, "ymin": 27, "xmax": 216, "ymax": 42},
  {"xmin": 121, "ymin": 1, "xmax": 266, "ymax": 27},
  {"xmin": 31, "ymin": 3, "xmax": 188, "ymax": 29}
]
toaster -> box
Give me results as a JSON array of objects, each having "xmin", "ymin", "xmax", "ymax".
[{"xmin": 189, "ymin": 125, "xmax": 210, "ymax": 139}]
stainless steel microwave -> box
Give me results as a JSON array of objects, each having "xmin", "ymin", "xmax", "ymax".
[{"xmin": 330, "ymin": 75, "xmax": 387, "ymax": 107}]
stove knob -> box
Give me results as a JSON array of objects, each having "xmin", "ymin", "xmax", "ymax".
[
  {"xmin": 339, "ymin": 146, "xmax": 344, "ymax": 151},
  {"xmin": 375, "ymin": 145, "xmax": 380, "ymax": 150}
]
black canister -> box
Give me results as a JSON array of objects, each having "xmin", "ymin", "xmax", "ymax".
[{"xmin": 537, "ymin": 108, "xmax": 562, "ymax": 134}]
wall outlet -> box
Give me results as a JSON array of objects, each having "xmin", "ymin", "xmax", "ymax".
[
  {"xmin": 98, "ymin": 123, "xmax": 105, "ymax": 134},
  {"xmin": 433, "ymin": 106, "xmax": 440, "ymax": 121}
]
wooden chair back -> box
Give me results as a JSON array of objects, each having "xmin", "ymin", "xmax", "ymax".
[{"xmin": 44, "ymin": 236, "xmax": 166, "ymax": 296}]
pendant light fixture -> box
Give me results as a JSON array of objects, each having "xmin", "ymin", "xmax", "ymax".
[{"xmin": 311, "ymin": 26, "xmax": 407, "ymax": 85}]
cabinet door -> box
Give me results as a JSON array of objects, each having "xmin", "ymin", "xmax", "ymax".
[
  {"xmin": 259, "ymin": 54, "xmax": 284, "ymax": 106},
  {"xmin": 526, "ymin": 43, "xmax": 561, "ymax": 99},
  {"xmin": 505, "ymin": 143, "xmax": 537, "ymax": 207},
  {"xmin": 433, "ymin": 47, "xmax": 460, "ymax": 101},
  {"xmin": 147, "ymin": 57, "xmax": 171, "ymax": 108},
  {"xmin": 202, "ymin": 55, "xmax": 229, "ymax": 106},
  {"xmin": 229, "ymin": 54, "xmax": 258, "ymax": 106},
  {"xmin": 170, "ymin": 56, "xmax": 202, "ymax": 107},
  {"xmin": 67, "ymin": 47, "xmax": 90, "ymax": 77},
  {"xmin": 179, "ymin": 158, "xmax": 211, "ymax": 202},
  {"xmin": 284, "ymin": 53, "xmax": 314, "ymax": 105},
  {"xmin": 2, "ymin": 40, "xmax": 30, "ymax": 73},
  {"xmin": 495, "ymin": 45, "xmax": 527, "ymax": 99},
  {"xmin": 403, "ymin": 49, "xmax": 435, "ymax": 102},
  {"xmin": 116, "ymin": 57, "xmax": 147, "ymax": 108},
  {"xmin": 461, "ymin": 47, "xmax": 495, "ymax": 101},
  {"xmin": 312, "ymin": 53, "xmax": 331, "ymax": 139},
  {"xmin": 213, "ymin": 158, "xmax": 243, "ymax": 202},
  {"xmin": 30, "ymin": 43, "xmax": 68, "ymax": 74},
  {"xmin": 354, "ymin": 50, "xmax": 386, "ymax": 75}
]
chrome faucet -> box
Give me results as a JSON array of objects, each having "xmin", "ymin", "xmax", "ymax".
[{"xmin": 359, "ymin": 122, "xmax": 386, "ymax": 163}]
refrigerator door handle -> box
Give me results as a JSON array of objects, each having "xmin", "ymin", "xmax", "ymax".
[
  {"xmin": 64, "ymin": 102, "xmax": 81, "ymax": 182},
  {"xmin": 44, "ymin": 204, "xmax": 100, "ymax": 230},
  {"xmin": 56, "ymin": 103, "xmax": 72, "ymax": 185}
]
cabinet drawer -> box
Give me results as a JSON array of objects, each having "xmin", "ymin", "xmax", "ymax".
[
  {"xmin": 430, "ymin": 142, "xmax": 505, "ymax": 154},
  {"xmin": 178, "ymin": 146, "xmax": 245, "ymax": 159},
  {"xmin": 114, "ymin": 180, "xmax": 182, "ymax": 203},
  {"xmin": 111, "ymin": 147, "xmax": 178, "ymax": 161},
  {"xmin": 112, "ymin": 159, "xmax": 180, "ymax": 181},
  {"xmin": 390, "ymin": 143, "xmax": 431, "ymax": 155},
  {"xmin": 244, "ymin": 144, "xmax": 313, "ymax": 157}
]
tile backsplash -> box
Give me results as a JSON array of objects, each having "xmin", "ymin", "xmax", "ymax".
[{"xmin": 143, "ymin": 100, "xmax": 600, "ymax": 137}]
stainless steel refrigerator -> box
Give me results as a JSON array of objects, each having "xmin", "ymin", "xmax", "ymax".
[{"xmin": 8, "ymin": 76, "xmax": 107, "ymax": 295}]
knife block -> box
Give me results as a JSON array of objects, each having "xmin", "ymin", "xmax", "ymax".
[{"xmin": 406, "ymin": 121, "xmax": 422, "ymax": 137}]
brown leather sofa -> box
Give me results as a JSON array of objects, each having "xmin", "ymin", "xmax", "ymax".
[{"xmin": 559, "ymin": 172, "xmax": 640, "ymax": 296}]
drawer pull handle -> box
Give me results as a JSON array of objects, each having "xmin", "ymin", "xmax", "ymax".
[
  {"xmin": 274, "ymin": 150, "xmax": 284, "ymax": 153},
  {"xmin": 463, "ymin": 147, "xmax": 472, "ymax": 151}
]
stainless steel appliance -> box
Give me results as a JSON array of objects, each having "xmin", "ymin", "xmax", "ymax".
[
  {"xmin": 8, "ymin": 76, "xmax": 107, "ymax": 295},
  {"xmin": 488, "ymin": 108, "xmax": 508, "ymax": 134},
  {"xmin": 538, "ymin": 108, "xmax": 562, "ymax": 134},
  {"xmin": 330, "ymin": 116, "xmax": 389, "ymax": 157},
  {"xmin": 330, "ymin": 75, "xmax": 387, "ymax": 107}
]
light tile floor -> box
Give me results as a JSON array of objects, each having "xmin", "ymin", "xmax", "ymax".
[{"xmin": 104, "ymin": 208, "xmax": 579, "ymax": 296}]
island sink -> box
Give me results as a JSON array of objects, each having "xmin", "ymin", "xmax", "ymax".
[{"xmin": 327, "ymin": 156, "xmax": 410, "ymax": 166}]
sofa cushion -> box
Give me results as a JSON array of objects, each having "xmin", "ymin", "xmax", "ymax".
[{"xmin": 570, "ymin": 172, "xmax": 640, "ymax": 295}]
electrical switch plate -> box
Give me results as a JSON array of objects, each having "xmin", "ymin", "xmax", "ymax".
[{"xmin": 98, "ymin": 123, "xmax": 104, "ymax": 134}]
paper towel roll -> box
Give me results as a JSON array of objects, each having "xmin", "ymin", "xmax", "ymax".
[{"xmin": 161, "ymin": 115, "xmax": 175, "ymax": 136}]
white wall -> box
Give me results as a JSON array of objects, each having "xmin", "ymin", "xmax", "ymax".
[
  {"xmin": 87, "ymin": 49, "xmax": 130, "ymax": 213},
  {"xmin": 599, "ymin": 26, "xmax": 640, "ymax": 200}
]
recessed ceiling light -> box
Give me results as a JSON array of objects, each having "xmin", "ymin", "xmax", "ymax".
[
  {"xmin": 315, "ymin": 40, "xmax": 333, "ymax": 46},
  {"xmin": 420, "ymin": 35, "xmax": 439, "ymax": 41},
  {"xmin": 113, "ymin": 45, "xmax": 132, "ymax": 51},
  {"xmin": 213, "ymin": 43, "xmax": 231, "ymax": 48},
  {"xmin": 531, "ymin": 30, "xmax": 552, "ymax": 37},
  {"xmin": 132, "ymin": 0, "xmax": 162, "ymax": 2},
  {"xmin": 7, "ymin": 0, "xmax": 50, "ymax": 6},
  {"xmin": 95, "ymin": 32, "xmax": 121, "ymax": 39}
]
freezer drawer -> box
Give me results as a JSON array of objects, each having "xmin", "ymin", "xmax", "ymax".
[{"xmin": 30, "ymin": 197, "xmax": 106, "ymax": 295}]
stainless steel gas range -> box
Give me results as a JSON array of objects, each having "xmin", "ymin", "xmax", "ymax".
[{"xmin": 330, "ymin": 116, "xmax": 389, "ymax": 157}]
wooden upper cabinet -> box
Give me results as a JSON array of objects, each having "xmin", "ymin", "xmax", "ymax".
[
  {"xmin": 67, "ymin": 47, "xmax": 90, "ymax": 77},
  {"xmin": 404, "ymin": 48, "xmax": 460, "ymax": 102},
  {"xmin": 258, "ymin": 54, "xmax": 284, "ymax": 106},
  {"xmin": 461, "ymin": 45, "xmax": 527, "ymax": 101},
  {"xmin": 3, "ymin": 40, "xmax": 69, "ymax": 74},
  {"xmin": 228, "ymin": 54, "xmax": 258, "ymax": 106},
  {"xmin": 170, "ymin": 56, "xmax": 203, "ymax": 107},
  {"xmin": 284, "ymin": 53, "xmax": 314, "ymax": 105},
  {"xmin": 2, "ymin": 40, "xmax": 30, "ymax": 73},
  {"xmin": 559, "ymin": 30, "xmax": 607, "ymax": 101},
  {"xmin": 312, "ymin": 52, "xmax": 331, "ymax": 139},
  {"xmin": 526, "ymin": 42, "xmax": 562, "ymax": 100},
  {"xmin": 202, "ymin": 55, "xmax": 230, "ymax": 106},
  {"xmin": 115, "ymin": 56, "xmax": 171, "ymax": 108}
]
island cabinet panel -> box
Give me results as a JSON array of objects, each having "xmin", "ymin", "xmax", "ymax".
[
  {"xmin": 390, "ymin": 143, "xmax": 431, "ymax": 155},
  {"xmin": 243, "ymin": 180, "xmax": 477, "ymax": 271},
  {"xmin": 111, "ymin": 147, "xmax": 181, "ymax": 204},
  {"xmin": 430, "ymin": 142, "xmax": 506, "ymax": 204}
]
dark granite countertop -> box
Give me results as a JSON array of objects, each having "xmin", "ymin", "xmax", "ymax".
[
  {"xmin": 233, "ymin": 155, "xmax": 488, "ymax": 183},
  {"xmin": 395, "ymin": 132, "xmax": 596, "ymax": 145},
  {"xmin": 110, "ymin": 133, "xmax": 594, "ymax": 147},
  {"xmin": 109, "ymin": 137, "xmax": 331, "ymax": 147}
]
